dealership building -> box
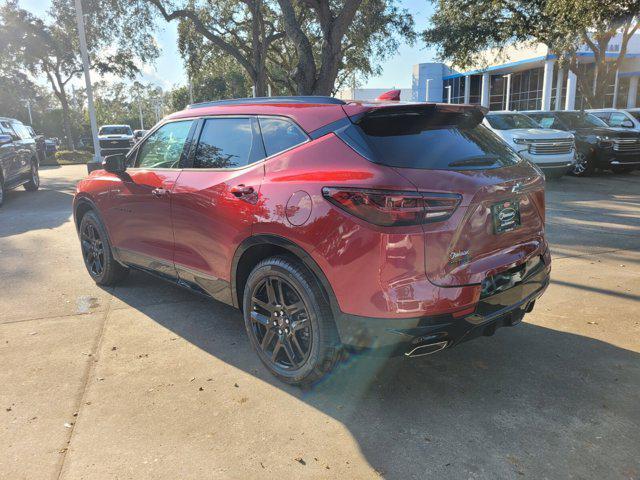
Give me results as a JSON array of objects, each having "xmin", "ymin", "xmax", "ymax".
[{"xmin": 411, "ymin": 33, "xmax": 640, "ymax": 111}]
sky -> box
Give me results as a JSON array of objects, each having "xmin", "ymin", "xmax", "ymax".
[{"xmin": 18, "ymin": 0, "xmax": 438, "ymax": 91}]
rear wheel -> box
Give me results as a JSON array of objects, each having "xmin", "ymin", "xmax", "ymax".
[
  {"xmin": 79, "ymin": 211, "xmax": 128, "ymax": 285},
  {"xmin": 23, "ymin": 160, "xmax": 40, "ymax": 191},
  {"xmin": 242, "ymin": 256, "xmax": 340, "ymax": 386},
  {"xmin": 571, "ymin": 150, "xmax": 595, "ymax": 176}
]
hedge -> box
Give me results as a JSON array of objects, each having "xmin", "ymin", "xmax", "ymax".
[{"xmin": 54, "ymin": 150, "xmax": 94, "ymax": 165}]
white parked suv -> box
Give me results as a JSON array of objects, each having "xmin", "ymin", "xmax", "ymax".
[
  {"xmin": 483, "ymin": 112, "xmax": 576, "ymax": 178},
  {"xmin": 97, "ymin": 125, "xmax": 134, "ymax": 159},
  {"xmin": 588, "ymin": 108, "xmax": 640, "ymax": 131}
]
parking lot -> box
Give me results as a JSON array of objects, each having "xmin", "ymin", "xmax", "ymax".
[{"xmin": 1, "ymin": 164, "xmax": 639, "ymax": 479}]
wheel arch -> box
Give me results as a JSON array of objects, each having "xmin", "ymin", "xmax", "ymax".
[
  {"xmin": 231, "ymin": 235, "xmax": 339, "ymax": 316},
  {"xmin": 73, "ymin": 196, "xmax": 117, "ymax": 251}
]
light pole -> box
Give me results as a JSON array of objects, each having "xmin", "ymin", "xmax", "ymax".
[
  {"xmin": 138, "ymin": 100, "xmax": 144, "ymax": 130},
  {"xmin": 25, "ymin": 100, "xmax": 33, "ymax": 125},
  {"xmin": 74, "ymin": 0, "xmax": 100, "ymax": 161}
]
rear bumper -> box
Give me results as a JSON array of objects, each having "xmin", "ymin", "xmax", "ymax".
[{"xmin": 334, "ymin": 255, "xmax": 550, "ymax": 354}]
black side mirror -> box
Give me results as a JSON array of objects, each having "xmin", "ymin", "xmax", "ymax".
[
  {"xmin": 621, "ymin": 119, "xmax": 634, "ymax": 128},
  {"xmin": 0, "ymin": 134, "xmax": 13, "ymax": 145},
  {"xmin": 103, "ymin": 154, "xmax": 127, "ymax": 173}
]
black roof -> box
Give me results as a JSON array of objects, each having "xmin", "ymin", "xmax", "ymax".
[{"xmin": 187, "ymin": 96, "xmax": 346, "ymax": 109}]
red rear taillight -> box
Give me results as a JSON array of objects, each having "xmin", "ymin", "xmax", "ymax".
[{"xmin": 321, "ymin": 187, "xmax": 461, "ymax": 227}]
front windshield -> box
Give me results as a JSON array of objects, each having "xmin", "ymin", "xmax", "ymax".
[
  {"xmin": 99, "ymin": 126, "xmax": 132, "ymax": 135},
  {"xmin": 486, "ymin": 114, "xmax": 540, "ymax": 130},
  {"xmin": 558, "ymin": 112, "xmax": 608, "ymax": 129},
  {"xmin": 629, "ymin": 111, "xmax": 640, "ymax": 121}
]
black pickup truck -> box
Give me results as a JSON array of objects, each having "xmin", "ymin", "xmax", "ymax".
[{"xmin": 525, "ymin": 110, "xmax": 640, "ymax": 175}]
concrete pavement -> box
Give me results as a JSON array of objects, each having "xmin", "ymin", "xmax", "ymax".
[{"xmin": 1, "ymin": 165, "xmax": 639, "ymax": 479}]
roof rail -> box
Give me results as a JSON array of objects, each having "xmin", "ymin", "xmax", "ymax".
[{"xmin": 187, "ymin": 96, "xmax": 346, "ymax": 109}]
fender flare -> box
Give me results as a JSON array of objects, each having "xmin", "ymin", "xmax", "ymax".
[
  {"xmin": 230, "ymin": 234, "xmax": 340, "ymax": 315},
  {"xmin": 73, "ymin": 195, "xmax": 121, "ymax": 263}
]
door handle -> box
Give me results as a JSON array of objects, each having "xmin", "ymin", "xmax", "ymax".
[
  {"xmin": 230, "ymin": 184, "xmax": 255, "ymax": 197},
  {"xmin": 152, "ymin": 188, "xmax": 170, "ymax": 197}
]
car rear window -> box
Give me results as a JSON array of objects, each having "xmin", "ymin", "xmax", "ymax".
[{"xmin": 348, "ymin": 109, "xmax": 521, "ymax": 170}]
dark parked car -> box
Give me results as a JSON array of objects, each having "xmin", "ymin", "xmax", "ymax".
[
  {"xmin": 26, "ymin": 126, "xmax": 46, "ymax": 165},
  {"xmin": 74, "ymin": 96, "xmax": 550, "ymax": 385},
  {"xmin": 0, "ymin": 117, "xmax": 40, "ymax": 206},
  {"xmin": 524, "ymin": 110, "xmax": 640, "ymax": 175},
  {"xmin": 44, "ymin": 138, "xmax": 58, "ymax": 158}
]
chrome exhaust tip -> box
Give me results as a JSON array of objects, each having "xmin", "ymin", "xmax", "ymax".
[{"xmin": 405, "ymin": 340, "xmax": 449, "ymax": 358}]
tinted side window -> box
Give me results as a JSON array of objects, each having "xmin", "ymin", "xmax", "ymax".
[
  {"xmin": 136, "ymin": 120, "xmax": 193, "ymax": 169},
  {"xmin": 608, "ymin": 112, "xmax": 628, "ymax": 127},
  {"xmin": 0, "ymin": 122, "xmax": 19, "ymax": 140},
  {"xmin": 194, "ymin": 117, "xmax": 255, "ymax": 169},
  {"xmin": 259, "ymin": 117, "xmax": 308, "ymax": 156}
]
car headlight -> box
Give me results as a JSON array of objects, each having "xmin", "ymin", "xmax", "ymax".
[{"xmin": 512, "ymin": 137, "xmax": 529, "ymax": 145}]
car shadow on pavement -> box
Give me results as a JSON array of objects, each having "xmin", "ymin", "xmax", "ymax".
[
  {"xmin": 0, "ymin": 188, "xmax": 74, "ymax": 238},
  {"xmin": 107, "ymin": 271, "xmax": 640, "ymax": 479},
  {"xmin": 545, "ymin": 171, "xmax": 640, "ymax": 262}
]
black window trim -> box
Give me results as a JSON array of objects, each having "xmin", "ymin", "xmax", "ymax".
[
  {"xmin": 180, "ymin": 115, "xmax": 264, "ymax": 171},
  {"xmin": 126, "ymin": 117, "xmax": 199, "ymax": 170},
  {"xmin": 181, "ymin": 114, "xmax": 310, "ymax": 172}
]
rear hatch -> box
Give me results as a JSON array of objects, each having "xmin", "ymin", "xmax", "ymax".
[{"xmin": 343, "ymin": 103, "xmax": 546, "ymax": 287}]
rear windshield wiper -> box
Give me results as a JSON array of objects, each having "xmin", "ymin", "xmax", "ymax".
[{"xmin": 448, "ymin": 156, "xmax": 500, "ymax": 168}]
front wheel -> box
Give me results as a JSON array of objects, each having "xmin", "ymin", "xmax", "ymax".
[
  {"xmin": 79, "ymin": 211, "xmax": 128, "ymax": 285},
  {"xmin": 242, "ymin": 256, "xmax": 341, "ymax": 386},
  {"xmin": 571, "ymin": 151, "xmax": 595, "ymax": 176},
  {"xmin": 23, "ymin": 160, "xmax": 40, "ymax": 191}
]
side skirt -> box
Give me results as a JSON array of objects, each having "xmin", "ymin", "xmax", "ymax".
[{"xmin": 112, "ymin": 247, "xmax": 235, "ymax": 307}]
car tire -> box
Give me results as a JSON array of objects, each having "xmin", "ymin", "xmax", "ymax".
[
  {"xmin": 242, "ymin": 255, "xmax": 341, "ymax": 386},
  {"xmin": 23, "ymin": 160, "xmax": 40, "ymax": 191},
  {"xmin": 0, "ymin": 175, "xmax": 4, "ymax": 207},
  {"xmin": 571, "ymin": 150, "xmax": 595, "ymax": 176},
  {"xmin": 79, "ymin": 211, "xmax": 129, "ymax": 285}
]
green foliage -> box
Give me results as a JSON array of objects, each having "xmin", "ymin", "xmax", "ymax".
[
  {"xmin": 0, "ymin": 0, "xmax": 159, "ymax": 148},
  {"xmin": 55, "ymin": 150, "xmax": 93, "ymax": 164},
  {"xmin": 423, "ymin": 0, "xmax": 640, "ymax": 108},
  {"xmin": 145, "ymin": 0, "xmax": 415, "ymax": 96}
]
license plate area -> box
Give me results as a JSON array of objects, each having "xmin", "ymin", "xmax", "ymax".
[{"xmin": 491, "ymin": 198, "xmax": 521, "ymax": 234}]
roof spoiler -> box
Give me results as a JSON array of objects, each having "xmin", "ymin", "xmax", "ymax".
[
  {"xmin": 348, "ymin": 103, "xmax": 488, "ymax": 127},
  {"xmin": 375, "ymin": 89, "xmax": 401, "ymax": 101}
]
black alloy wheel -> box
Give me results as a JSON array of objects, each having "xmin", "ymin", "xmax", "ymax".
[
  {"xmin": 79, "ymin": 211, "xmax": 128, "ymax": 285},
  {"xmin": 243, "ymin": 256, "xmax": 340, "ymax": 385},
  {"xmin": 81, "ymin": 221, "xmax": 105, "ymax": 277},
  {"xmin": 24, "ymin": 161, "xmax": 40, "ymax": 191},
  {"xmin": 571, "ymin": 151, "xmax": 594, "ymax": 176},
  {"xmin": 249, "ymin": 275, "xmax": 313, "ymax": 371}
]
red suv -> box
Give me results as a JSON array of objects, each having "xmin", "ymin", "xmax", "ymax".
[{"xmin": 74, "ymin": 96, "xmax": 550, "ymax": 385}]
